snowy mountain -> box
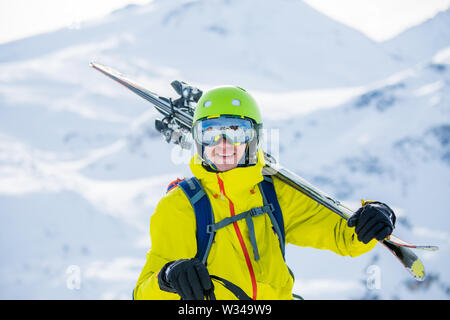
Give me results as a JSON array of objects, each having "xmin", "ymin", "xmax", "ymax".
[
  {"xmin": 0, "ymin": 0, "xmax": 406, "ymax": 90},
  {"xmin": 0, "ymin": 0, "xmax": 448, "ymax": 299},
  {"xmin": 382, "ymin": 8, "xmax": 450, "ymax": 65},
  {"xmin": 276, "ymin": 47, "xmax": 450, "ymax": 299}
]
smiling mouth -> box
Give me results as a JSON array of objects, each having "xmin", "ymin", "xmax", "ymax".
[{"xmin": 217, "ymin": 153, "xmax": 235, "ymax": 157}]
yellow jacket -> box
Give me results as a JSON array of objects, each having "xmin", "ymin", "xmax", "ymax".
[{"xmin": 134, "ymin": 150, "xmax": 376, "ymax": 300}]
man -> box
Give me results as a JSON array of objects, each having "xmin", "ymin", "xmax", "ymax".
[{"xmin": 133, "ymin": 86, "xmax": 396, "ymax": 300}]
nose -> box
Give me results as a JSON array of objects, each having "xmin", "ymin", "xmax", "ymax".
[
  {"xmin": 214, "ymin": 136, "xmax": 235, "ymax": 151},
  {"xmin": 215, "ymin": 135, "xmax": 234, "ymax": 146}
]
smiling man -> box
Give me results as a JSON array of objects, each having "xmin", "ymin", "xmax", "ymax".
[{"xmin": 133, "ymin": 86, "xmax": 397, "ymax": 300}]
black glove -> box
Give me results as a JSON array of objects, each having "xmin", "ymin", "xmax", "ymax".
[
  {"xmin": 158, "ymin": 258, "xmax": 214, "ymax": 300},
  {"xmin": 347, "ymin": 201, "xmax": 396, "ymax": 244}
]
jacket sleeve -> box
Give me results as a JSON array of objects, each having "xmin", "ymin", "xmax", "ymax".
[
  {"xmin": 133, "ymin": 187, "xmax": 198, "ymax": 300},
  {"xmin": 273, "ymin": 177, "xmax": 377, "ymax": 257}
]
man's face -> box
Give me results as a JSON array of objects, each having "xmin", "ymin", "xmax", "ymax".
[{"xmin": 203, "ymin": 137, "xmax": 247, "ymax": 172}]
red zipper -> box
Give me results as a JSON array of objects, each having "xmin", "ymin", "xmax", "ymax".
[{"xmin": 216, "ymin": 173, "xmax": 257, "ymax": 300}]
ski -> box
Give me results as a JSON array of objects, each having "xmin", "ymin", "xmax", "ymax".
[{"xmin": 90, "ymin": 61, "xmax": 438, "ymax": 281}]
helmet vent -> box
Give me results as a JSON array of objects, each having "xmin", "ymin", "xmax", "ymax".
[
  {"xmin": 231, "ymin": 99, "xmax": 241, "ymax": 106},
  {"xmin": 203, "ymin": 100, "xmax": 212, "ymax": 108}
]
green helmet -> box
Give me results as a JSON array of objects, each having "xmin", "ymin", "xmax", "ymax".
[
  {"xmin": 192, "ymin": 86, "xmax": 263, "ymax": 170},
  {"xmin": 193, "ymin": 86, "xmax": 262, "ymax": 125}
]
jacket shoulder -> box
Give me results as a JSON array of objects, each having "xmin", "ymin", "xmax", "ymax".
[
  {"xmin": 150, "ymin": 183, "xmax": 197, "ymax": 229},
  {"xmin": 270, "ymin": 175, "xmax": 297, "ymax": 201},
  {"xmin": 158, "ymin": 183, "xmax": 194, "ymax": 212},
  {"xmin": 150, "ymin": 183, "xmax": 197, "ymax": 246}
]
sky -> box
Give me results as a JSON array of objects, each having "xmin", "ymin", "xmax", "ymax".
[
  {"xmin": 0, "ymin": 0, "xmax": 449, "ymax": 45},
  {"xmin": 0, "ymin": 0, "xmax": 152, "ymax": 44},
  {"xmin": 303, "ymin": 0, "xmax": 450, "ymax": 41}
]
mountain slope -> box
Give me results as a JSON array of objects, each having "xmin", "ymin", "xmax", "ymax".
[
  {"xmin": 382, "ymin": 8, "xmax": 450, "ymax": 64},
  {"xmin": 0, "ymin": 0, "xmax": 405, "ymax": 90},
  {"xmin": 273, "ymin": 47, "xmax": 450, "ymax": 299}
]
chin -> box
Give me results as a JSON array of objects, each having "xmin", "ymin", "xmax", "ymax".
[{"xmin": 215, "ymin": 163, "xmax": 238, "ymax": 172}]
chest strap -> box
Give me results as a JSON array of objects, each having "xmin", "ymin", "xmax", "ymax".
[
  {"xmin": 173, "ymin": 175, "xmax": 285, "ymax": 264},
  {"xmin": 206, "ymin": 204, "xmax": 275, "ymax": 261}
]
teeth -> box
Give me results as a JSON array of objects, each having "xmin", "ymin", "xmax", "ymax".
[{"xmin": 217, "ymin": 153, "xmax": 234, "ymax": 157}]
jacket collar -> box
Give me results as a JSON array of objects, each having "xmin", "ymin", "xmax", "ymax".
[{"xmin": 189, "ymin": 149, "xmax": 266, "ymax": 200}]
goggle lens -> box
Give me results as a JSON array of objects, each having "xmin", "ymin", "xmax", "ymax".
[{"xmin": 193, "ymin": 117, "xmax": 256, "ymax": 146}]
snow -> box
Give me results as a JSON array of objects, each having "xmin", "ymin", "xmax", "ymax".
[
  {"xmin": 381, "ymin": 8, "xmax": 450, "ymax": 64},
  {"xmin": 0, "ymin": 0, "xmax": 449, "ymax": 300}
]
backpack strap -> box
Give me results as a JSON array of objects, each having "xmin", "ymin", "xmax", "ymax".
[
  {"xmin": 166, "ymin": 178, "xmax": 184, "ymax": 193},
  {"xmin": 176, "ymin": 177, "xmax": 215, "ymax": 264},
  {"xmin": 165, "ymin": 175, "xmax": 290, "ymax": 299},
  {"xmin": 168, "ymin": 175, "xmax": 285, "ymax": 262},
  {"xmin": 258, "ymin": 175, "xmax": 286, "ymax": 260},
  {"xmin": 205, "ymin": 175, "xmax": 285, "ymax": 262},
  {"xmin": 206, "ymin": 204, "xmax": 274, "ymax": 261},
  {"xmin": 210, "ymin": 275, "xmax": 252, "ymax": 300}
]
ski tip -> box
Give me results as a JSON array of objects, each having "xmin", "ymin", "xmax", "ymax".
[
  {"xmin": 89, "ymin": 61, "xmax": 105, "ymax": 70},
  {"xmin": 409, "ymin": 259, "xmax": 426, "ymax": 281}
]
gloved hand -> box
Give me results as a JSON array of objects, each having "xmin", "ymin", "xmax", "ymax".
[
  {"xmin": 158, "ymin": 258, "xmax": 214, "ymax": 300},
  {"xmin": 347, "ymin": 201, "xmax": 396, "ymax": 244}
]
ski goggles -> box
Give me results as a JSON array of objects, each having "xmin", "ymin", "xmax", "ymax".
[{"xmin": 193, "ymin": 116, "xmax": 257, "ymax": 147}]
